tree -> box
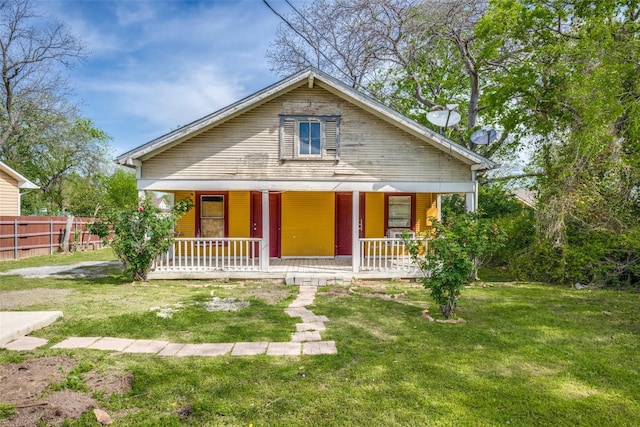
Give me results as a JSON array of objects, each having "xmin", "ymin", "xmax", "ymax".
[
  {"xmin": 479, "ymin": 0, "xmax": 640, "ymax": 286},
  {"xmin": 0, "ymin": 0, "xmax": 86, "ymax": 155},
  {"xmin": 105, "ymin": 168, "xmax": 137, "ymax": 210},
  {"xmin": 65, "ymin": 168, "xmax": 137, "ymax": 217},
  {"xmin": 266, "ymin": 0, "xmax": 521, "ymax": 158},
  {"xmin": 6, "ymin": 116, "xmax": 111, "ymax": 214}
]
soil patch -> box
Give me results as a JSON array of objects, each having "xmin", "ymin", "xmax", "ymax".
[
  {"xmin": 0, "ymin": 288, "xmax": 74, "ymax": 310},
  {"xmin": 240, "ymin": 286, "xmax": 294, "ymax": 305},
  {"xmin": 0, "ymin": 357, "xmax": 133, "ymax": 426}
]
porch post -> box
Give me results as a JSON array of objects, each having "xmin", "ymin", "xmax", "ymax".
[
  {"xmin": 136, "ymin": 166, "xmax": 145, "ymax": 199},
  {"xmin": 352, "ymin": 190, "xmax": 360, "ymax": 273},
  {"xmin": 465, "ymin": 171, "xmax": 478, "ymax": 213},
  {"xmin": 261, "ymin": 190, "xmax": 270, "ymax": 271}
]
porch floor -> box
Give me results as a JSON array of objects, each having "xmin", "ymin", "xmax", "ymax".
[{"xmin": 149, "ymin": 257, "xmax": 420, "ymax": 281}]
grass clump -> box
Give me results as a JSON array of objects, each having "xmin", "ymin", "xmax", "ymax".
[{"xmin": 0, "ymin": 403, "xmax": 15, "ymax": 420}]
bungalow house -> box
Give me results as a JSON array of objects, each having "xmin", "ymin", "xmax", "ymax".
[
  {"xmin": 116, "ymin": 68, "xmax": 496, "ymax": 280},
  {"xmin": 0, "ymin": 161, "xmax": 38, "ymax": 216}
]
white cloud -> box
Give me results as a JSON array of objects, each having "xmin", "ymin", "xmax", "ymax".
[
  {"xmin": 100, "ymin": 63, "xmax": 244, "ymax": 131},
  {"xmin": 114, "ymin": 2, "xmax": 156, "ymax": 26},
  {"xmin": 41, "ymin": 0, "xmax": 289, "ymax": 154}
]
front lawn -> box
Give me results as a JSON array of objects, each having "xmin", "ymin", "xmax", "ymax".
[{"xmin": 0, "ymin": 252, "xmax": 638, "ymax": 426}]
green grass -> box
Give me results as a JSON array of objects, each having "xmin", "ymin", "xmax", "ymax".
[{"xmin": 1, "ymin": 252, "xmax": 639, "ymax": 426}]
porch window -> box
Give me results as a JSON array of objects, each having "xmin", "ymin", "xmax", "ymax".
[
  {"xmin": 200, "ymin": 195, "xmax": 225, "ymax": 238},
  {"xmin": 385, "ymin": 194, "xmax": 416, "ymax": 234},
  {"xmin": 280, "ymin": 115, "xmax": 340, "ymax": 160}
]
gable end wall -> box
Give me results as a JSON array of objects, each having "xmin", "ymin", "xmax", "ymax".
[{"xmin": 141, "ymin": 85, "xmax": 471, "ymax": 182}]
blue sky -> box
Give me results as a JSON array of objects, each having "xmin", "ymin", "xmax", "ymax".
[{"xmin": 41, "ymin": 0, "xmax": 297, "ymax": 157}]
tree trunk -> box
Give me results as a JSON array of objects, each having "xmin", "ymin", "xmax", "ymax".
[{"xmin": 60, "ymin": 216, "xmax": 74, "ymax": 253}]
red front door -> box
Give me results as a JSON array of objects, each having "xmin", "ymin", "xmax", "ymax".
[{"xmin": 335, "ymin": 193, "xmax": 352, "ymax": 256}]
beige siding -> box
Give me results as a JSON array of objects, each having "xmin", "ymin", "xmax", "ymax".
[
  {"xmin": 0, "ymin": 170, "xmax": 20, "ymax": 215},
  {"xmin": 142, "ymin": 84, "xmax": 471, "ymax": 182}
]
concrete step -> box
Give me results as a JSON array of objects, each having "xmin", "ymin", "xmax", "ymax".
[{"xmin": 0, "ymin": 311, "xmax": 63, "ymax": 346}]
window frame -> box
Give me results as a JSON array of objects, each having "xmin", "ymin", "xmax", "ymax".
[
  {"xmin": 279, "ymin": 114, "xmax": 340, "ymax": 161},
  {"xmin": 196, "ymin": 192, "xmax": 228, "ymax": 238},
  {"xmin": 384, "ymin": 193, "xmax": 416, "ymax": 232}
]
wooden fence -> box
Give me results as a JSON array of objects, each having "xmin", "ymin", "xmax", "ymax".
[{"xmin": 0, "ymin": 216, "xmax": 105, "ymax": 261}]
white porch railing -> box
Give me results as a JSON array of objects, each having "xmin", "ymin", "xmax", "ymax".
[
  {"xmin": 152, "ymin": 237, "xmax": 427, "ymax": 275},
  {"xmin": 359, "ymin": 238, "xmax": 427, "ymax": 273},
  {"xmin": 154, "ymin": 238, "xmax": 262, "ymax": 272}
]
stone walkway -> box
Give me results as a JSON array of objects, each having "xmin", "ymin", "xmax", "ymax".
[{"xmin": 3, "ymin": 286, "xmax": 337, "ymax": 356}]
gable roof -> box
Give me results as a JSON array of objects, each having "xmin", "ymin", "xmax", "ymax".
[
  {"xmin": 116, "ymin": 67, "xmax": 497, "ymax": 171},
  {"xmin": 0, "ymin": 161, "xmax": 38, "ymax": 189}
]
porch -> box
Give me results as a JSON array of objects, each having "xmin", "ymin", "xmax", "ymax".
[{"xmin": 149, "ymin": 237, "xmax": 427, "ymax": 281}]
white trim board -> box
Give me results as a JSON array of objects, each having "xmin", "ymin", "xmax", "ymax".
[{"xmin": 137, "ymin": 179, "xmax": 475, "ymax": 193}]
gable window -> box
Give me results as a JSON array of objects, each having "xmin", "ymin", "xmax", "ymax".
[
  {"xmin": 280, "ymin": 115, "xmax": 340, "ymax": 160},
  {"xmin": 198, "ymin": 194, "xmax": 227, "ymax": 238},
  {"xmin": 385, "ymin": 193, "xmax": 416, "ymax": 231},
  {"xmin": 299, "ymin": 121, "xmax": 321, "ymax": 156}
]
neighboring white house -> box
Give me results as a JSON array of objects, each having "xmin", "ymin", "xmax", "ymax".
[{"xmin": 0, "ymin": 161, "xmax": 38, "ymax": 216}]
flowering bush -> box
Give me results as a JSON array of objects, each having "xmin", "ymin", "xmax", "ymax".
[
  {"xmin": 406, "ymin": 212, "xmax": 504, "ymax": 319},
  {"xmin": 89, "ymin": 196, "xmax": 193, "ymax": 281}
]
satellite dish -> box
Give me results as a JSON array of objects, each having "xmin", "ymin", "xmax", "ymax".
[
  {"xmin": 426, "ymin": 110, "xmax": 461, "ymax": 128},
  {"xmin": 470, "ymin": 127, "xmax": 497, "ymax": 145}
]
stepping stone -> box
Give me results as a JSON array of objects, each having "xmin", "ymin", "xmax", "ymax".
[
  {"xmin": 266, "ymin": 342, "xmax": 301, "ymax": 356},
  {"xmin": 296, "ymin": 322, "xmax": 326, "ymax": 332},
  {"xmin": 289, "ymin": 298, "xmax": 314, "ymax": 308},
  {"xmin": 157, "ymin": 343, "xmax": 185, "ymax": 357},
  {"xmin": 291, "ymin": 331, "xmax": 322, "ymax": 342},
  {"xmin": 300, "ymin": 315, "xmax": 330, "ymax": 323},
  {"xmin": 123, "ymin": 340, "xmax": 170, "ymax": 354},
  {"xmin": 175, "ymin": 343, "xmax": 233, "ymax": 357},
  {"xmin": 302, "ymin": 341, "xmax": 337, "ymax": 355},
  {"xmin": 2, "ymin": 336, "xmax": 48, "ymax": 351},
  {"xmin": 285, "ymin": 307, "xmax": 314, "ymax": 318},
  {"xmin": 231, "ymin": 342, "xmax": 268, "ymax": 356},
  {"xmin": 52, "ymin": 336, "xmax": 101, "ymax": 349},
  {"xmin": 89, "ymin": 337, "xmax": 136, "ymax": 351}
]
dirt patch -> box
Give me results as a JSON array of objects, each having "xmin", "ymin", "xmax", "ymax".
[
  {"xmin": 317, "ymin": 287, "xmax": 350, "ymax": 298},
  {"xmin": 240, "ymin": 286, "xmax": 294, "ymax": 305},
  {"xmin": 83, "ymin": 369, "xmax": 134, "ymax": 398},
  {"xmin": 0, "ymin": 357, "xmax": 133, "ymax": 426},
  {"xmin": 0, "ymin": 288, "xmax": 74, "ymax": 310}
]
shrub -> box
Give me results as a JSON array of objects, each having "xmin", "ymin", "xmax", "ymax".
[
  {"xmin": 89, "ymin": 196, "xmax": 193, "ymax": 281},
  {"xmin": 406, "ymin": 212, "xmax": 504, "ymax": 319}
]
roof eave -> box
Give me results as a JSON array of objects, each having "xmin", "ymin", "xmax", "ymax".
[
  {"xmin": 0, "ymin": 161, "xmax": 38, "ymax": 189},
  {"xmin": 115, "ymin": 67, "xmax": 497, "ymax": 170}
]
